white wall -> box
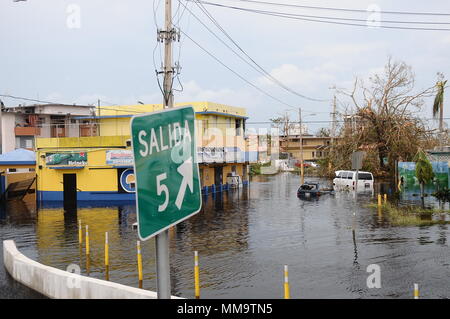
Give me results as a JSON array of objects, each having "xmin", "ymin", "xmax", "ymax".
[
  {"xmin": 35, "ymin": 105, "xmax": 91, "ymax": 116},
  {"xmin": 1, "ymin": 113, "xmax": 16, "ymax": 153},
  {"xmin": 3, "ymin": 240, "xmax": 183, "ymax": 299}
]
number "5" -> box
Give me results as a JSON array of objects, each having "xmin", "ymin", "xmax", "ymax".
[{"xmin": 156, "ymin": 173, "xmax": 169, "ymax": 212}]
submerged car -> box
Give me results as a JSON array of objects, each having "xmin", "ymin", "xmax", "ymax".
[
  {"xmin": 333, "ymin": 170, "xmax": 374, "ymax": 191},
  {"xmin": 297, "ymin": 182, "xmax": 334, "ymax": 198}
]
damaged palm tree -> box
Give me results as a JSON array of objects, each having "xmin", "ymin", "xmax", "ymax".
[{"xmin": 321, "ymin": 57, "xmax": 438, "ymax": 178}]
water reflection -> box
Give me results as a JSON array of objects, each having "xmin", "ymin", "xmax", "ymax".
[{"xmin": 1, "ymin": 173, "xmax": 450, "ymax": 298}]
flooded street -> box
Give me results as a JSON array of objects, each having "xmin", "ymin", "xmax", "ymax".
[{"xmin": 1, "ymin": 172, "xmax": 450, "ymax": 299}]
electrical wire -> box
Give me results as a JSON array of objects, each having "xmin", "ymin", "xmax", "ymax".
[
  {"xmin": 0, "ymin": 94, "xmax": 147, "ymax": 114},
  {"xmin": 2, "ymin": 93, "xmax": 446, "ymax": 129},
  {"xmin": 186, "ymin": 0, "xmax": 329, "ymax": 102},
  {"xmin": 197, "ymin": 1, "xmax": 450, "ymax": 25},
  {"xmin": 194, "ymin": 1, "xmax": 450, "ymax": 31},
  {"xmin": 177, "ymin": 28, "xmax": 308, "ymax": 109},
  {"xmin": 208, "ymin": 0, "xmax": 450, "ymax": 17}
]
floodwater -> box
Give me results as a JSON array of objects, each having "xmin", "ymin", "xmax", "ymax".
[{"xmin": 1, "ymin": 173, "xmax": 450, "ymax": 299}]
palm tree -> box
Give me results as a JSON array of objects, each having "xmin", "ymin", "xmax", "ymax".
[
  {"xmin": 414, "ymin": 149, "xmax": 434, "ymax": 207},
  {"xmin": 433, "ymin": 78, "xmax": 447, "ymax": 133}
]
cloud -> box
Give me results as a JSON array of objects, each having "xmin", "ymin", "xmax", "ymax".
[
  {"xmin": 176, "ymin": 80, "xmax": 258, "ymax": 108},
  {"xmin": 297, "ymin": 42, "xmax": 385, "ymax": 59},
  {"xmin": 256, "ymin": 63, "xmax": 335, "ymax": 91}
]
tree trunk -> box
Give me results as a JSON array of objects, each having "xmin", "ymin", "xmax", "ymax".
[{"xmin": 420, "ymin": 182, "xmax": 425, "ymax": 208}]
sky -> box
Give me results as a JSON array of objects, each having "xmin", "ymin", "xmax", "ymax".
[{"xmin": 1, "ymin": 0, "xmax": 450, "ymax": 134}]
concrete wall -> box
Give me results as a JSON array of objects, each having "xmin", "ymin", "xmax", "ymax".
[
  {"xmin": 35, "ymin": 105, "xmax": 91, "ymax": 116},
  {"xmin": 2, "ymin": 113, "xmax": 16, "ymax": 153},
  {"xmin": 3, "ymin": 240, "xmax": 182, "ymax": 299}
]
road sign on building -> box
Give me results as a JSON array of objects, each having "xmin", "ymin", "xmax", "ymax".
[{"xmin": 131, "ymin": 106, "xmax": 202, "ymax": 241}]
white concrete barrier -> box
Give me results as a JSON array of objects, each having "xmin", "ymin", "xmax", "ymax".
[{"xmin": 3, "ymin": 240, "xmax": 182, "ymax": 299}]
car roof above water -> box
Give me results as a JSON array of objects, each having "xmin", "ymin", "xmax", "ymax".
[{"xmin": 335, "ymin": 170, "xmax": 373, "ymax": 175}]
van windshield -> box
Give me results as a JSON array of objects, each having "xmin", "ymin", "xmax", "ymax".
[
  {"xmin": 347, "ymin": 172, "xmax": 354, "ymax": 179},
  {"xmin": 358, "ymin": 173, "xmax": 373, "ymax": 180}
]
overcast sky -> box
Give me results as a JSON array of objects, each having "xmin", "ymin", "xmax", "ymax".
[{"xmin": 1, "ymin": 0, "xmax": 450, "ymax": 134}]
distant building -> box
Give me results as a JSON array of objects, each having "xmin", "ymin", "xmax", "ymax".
[
  {"xmin": 427, "ymin": 146, "xmax": 450, "ymax": 163},
  {"xmin": 0, "ymin": 104, "xmax": 93, "ymax": 153},
  {"xmin": 287, "ymin": 123, "xmax": 308, "ymax": 136},
  {"xmin": 280, "ymin": 135, "xmax": 332, "ymax": 162}
]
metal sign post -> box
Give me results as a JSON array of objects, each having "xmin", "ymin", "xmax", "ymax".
[
  {"xmin": 351, "ymin": 151, "xmax": 365, "ymax": 192},
  {"xmin": 131, "ymin": 106, "xmax": 202, "ymax": 299},
  {"xmin": 155, "ymin": 231, "xmax": 171, "ymax": 299}
]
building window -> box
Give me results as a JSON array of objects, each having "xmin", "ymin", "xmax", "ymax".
[
  {"xmin": 16, "ymin": 136, "xmax": 34, "ymax": 149},
  {"xmin": 312, "ymin": 152, "xmax": 315, "ymax": 158},
  {"xmin": 235, "ymin": 119, "xmax": 241, "ymax": 136}
]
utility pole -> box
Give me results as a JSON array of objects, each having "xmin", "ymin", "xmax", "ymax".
[
  {"xmin": 331, "ymin": 95, "xmax": 336, "ymax": 143},
  {"xmin": 97, "ymin": 99, "xmax": 101, "ymax": 136},
  {"xmin": 162, "ymin": 0, "xmax": 175, "ymax": 109},
  {"xmin": 285, "ymin": 112, "xmax": 289, "ymax": 163},
  {"xmin": 155, "ymin": 0, "xmax": 176, "ymax": 299},
  {"xmin": 329, "ymin": 96, "xmax": 337, "ymax": 173},
  {"xmin": 299, "ymin": 107, "xmax": 304, "ymax": 185}
]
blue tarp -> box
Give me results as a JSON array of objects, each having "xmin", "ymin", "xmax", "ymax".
[{"xmin": 0, "ymin": 149, "xmax": 36, "ymax": 165}]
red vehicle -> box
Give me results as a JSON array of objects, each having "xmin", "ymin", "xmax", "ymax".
[{"xmin": 294, "ymin": 162, "xmax": 311, "ymax": 168}]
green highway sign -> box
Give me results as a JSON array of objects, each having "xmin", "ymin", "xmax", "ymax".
[{"xmin": 131, "ymin": 106, "xmax": 202, "ymax": 241}]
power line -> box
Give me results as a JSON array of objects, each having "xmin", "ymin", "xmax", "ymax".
[
  {"xmin": 0, "ymin": 94, "xmax": 147, "ymax": 114},
  {"xmin": 195, "ymin": 1, "xmax": 450, "ymax": 31},
  {"xmin": 177, "ymin": 28, "xmax": 309, "ymax": 109},
  {"xmin": 196, "ymin": 1, "xmax": 450, "ymax": 25},
  {"xmin": 209, "ymin": 0, "xmax": 450, "ymax": 17},
  {"xmin": 184, "ymin": 0, "xmax": 328, "ymax": 102},
  {"xmin": 0, "ymin": 94, "xmax": 79, "ymax": 106},
  {"xmin": 2, "ymin": 93, "xmax": 446, "ymax": 126}
]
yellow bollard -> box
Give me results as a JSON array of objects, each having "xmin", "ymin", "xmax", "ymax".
[
  {"xmin": 377, "ymin": 194, "xmax": 382, "ymax": 206},
  {"xmin": 85, "ymin": 225, "xmax": 90, "ymax": 256},
  {"xmin": 78, "ymin": 220, "xmax": 82, "ymax": 245},
  {"xmin": 284, "ymin": 265, "xmax": 290, "ymax": 299},
  {"xmin": 137, "ymin": 241, "xmax": 143, "ymax": 287},
  {"xmin": 194, "ymin": 251, "xmax": 200, "ymax": 299},
  {"xmin": 105, "ymin": 232, "xmax": 109, "ymax": 266},
  {"xmin": 384, "ymin": 194, "xmax": 387, "ymax": 204},
  {"xmin": 105, "ymin": 232, "xmax": 109, "ymax": 280},
  {"xmin": 414, "ymin": 283, "xmax": 419, "ymax": 299}
]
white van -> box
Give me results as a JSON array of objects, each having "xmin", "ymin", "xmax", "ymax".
[{"xmin": 333, "ymin": 170, "xmax": 374, "ymax": 191}]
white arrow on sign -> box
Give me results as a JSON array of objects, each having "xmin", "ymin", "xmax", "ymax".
[{"xmin": 175, "ymin": 156, "xmax": 194, "ymax": 210}]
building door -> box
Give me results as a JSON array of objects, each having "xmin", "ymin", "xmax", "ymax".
[
  {"xmin": 214, "ymin": 166, "xmax": 223, "ymax": 186},
  {"xmin": 63, "ymin": 174, "xmax": 77, "ymax": 205}
]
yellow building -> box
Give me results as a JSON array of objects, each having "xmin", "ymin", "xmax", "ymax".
[
  {"xmin": 280, "ymin": 135, "xmax": 332, "ymax": 162},
  {"xmin": 35, "ymin": 102, "xmax": 256, "ymax": 202}
]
